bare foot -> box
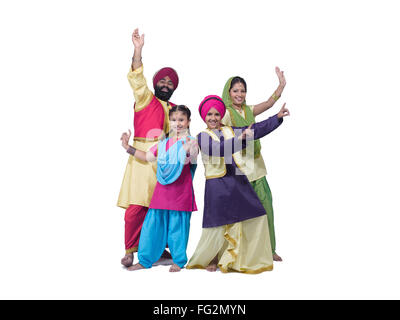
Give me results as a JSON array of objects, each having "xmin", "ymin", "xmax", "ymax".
[
  {"xmin": 161, "ymin": 250, "xmax": 172, "ymax": 259},
  {"xmin": 153, "ymin": 250, "xmax": 173, "ymax": 266},
  {"xmin": 121, "ymin": 253, "xmax": 134, "ymax": 267},
  {"xmin": 169, "ymin": 264, "xmax": 181, "ymax": 272},
  {"xmin": 153, "ymin": 257, "xmax": 173, "ymax": 266},
  {"xmin": 206, "ymin": 255, "xmax": 218, "ymax": 272},
  {"xmin": 206, "ymin": 263, "xmax": 218, "ymax": 272},
  {"xmin": 273, "ymin": 253, "xmax": 283, "ymax": 262},
  {"xmin": 127, "ymin": 263, "xmax": 145, "ymax": 271}
]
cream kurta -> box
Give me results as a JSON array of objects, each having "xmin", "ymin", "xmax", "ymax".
[{"xmin": 221, "ymin": 105, "xmax": 267, "ymax": 182}]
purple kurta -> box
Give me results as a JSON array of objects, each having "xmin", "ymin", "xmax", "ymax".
[{"xmin": 198, "ymin": 115, "xmax": 283, "ymax": 228}]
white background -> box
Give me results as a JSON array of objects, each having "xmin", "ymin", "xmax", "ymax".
[{"xmin": 1, "ymin": 0, "xmax": 399, "ymax": 299}]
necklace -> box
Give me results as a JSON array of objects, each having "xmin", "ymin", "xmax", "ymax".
[{"xmin": 233, "ymin": 104, "xmax": 242, "ymax": 112}]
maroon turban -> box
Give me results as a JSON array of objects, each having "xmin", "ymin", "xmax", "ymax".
[{"xmin": 152, "ymin": 67, "xmax": 179, "ymax": 90}]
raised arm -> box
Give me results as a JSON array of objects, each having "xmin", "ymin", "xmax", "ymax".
[
  {"xmin": 127, "ymin": 28, "xmax": 153, "ymax": 109},
  {"xmin": 120, "ymin": 130, "xmax": 156, "ymax": 162},
  {"xmin": 131, "ymin": 28, "xmax": 144, "ymax": 71},
  {"xmin": 241, "ymin": 103, "xmax": 290, "ymax": 140},
  {"xmin": 252, "ymin": 67, "xmax": 286, "ymax": 117}
]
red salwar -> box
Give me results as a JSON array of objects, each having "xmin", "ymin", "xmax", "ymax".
[{"xmin": 124, "ymin": 205, "xmax": 148, "ymax": 254}]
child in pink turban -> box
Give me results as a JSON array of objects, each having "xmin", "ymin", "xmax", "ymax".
[
  {"xmin": 198, "ymin": 95, "xmax": 226, "ymax": 121},
  {"xmin": 186, "ymin": 95, "xmax": 289, "ymax": 274}
]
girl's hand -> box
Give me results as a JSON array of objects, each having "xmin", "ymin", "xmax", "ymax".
[
  {"xmin": 120, "ymin": 129, "xmax": 132, "ymax": 150},
  {"xmin": 239, "ymin": 124, "xmax": 254, "ymax": 140},
  {"xmin": 184, "ymin": 138, "xmax": 199, "ymax": 164},
  {"xmin": 182, "ymin": 137, "xmax": 191, "ymax": 152},
  {"xmin": 132, "ymin": 28, "xmax": 145, "ymax": 49},
  {"xmin": 183, "ymin": 137, "xmax": 198, "ymax": 153},
  {"xmin": 189, "ymin": 139, "xmax": 199, "ymax": 154},
  {"xmin": 183, "ymin": 137, "xmax": 194, "ymax": 152},
  {"xmin": 277, "ymin": 103, "xmax": 290, "ymax": 118}
]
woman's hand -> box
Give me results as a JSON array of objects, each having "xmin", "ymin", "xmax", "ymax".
[
  {"xmin": 277, "ymin": 103, "xmax": 290, "ymax": 118},
  {"xmin": 275, "ymin": 66, "xmax": 286, "ymax": 89},
  {"xmin": 121, "ymin": 129, "xmax": 132, "ymax": 150},
  {"xmin": 253, "ymin": 67, "xmax": 286, "ymax": 117}
]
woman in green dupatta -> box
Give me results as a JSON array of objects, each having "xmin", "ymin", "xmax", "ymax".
[{"xmin": 221, "ymin": 68, "xmax": 286, "ymax": 261}]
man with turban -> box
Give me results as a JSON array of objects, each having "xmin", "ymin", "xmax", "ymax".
[{"xmin": 118, "ymin": 28, "xmax": 179, "ymax": 267}]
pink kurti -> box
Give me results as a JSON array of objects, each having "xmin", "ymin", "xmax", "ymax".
[{"xmin": 149, "ymin": 139, "xmax": 197, "ymax": 212}]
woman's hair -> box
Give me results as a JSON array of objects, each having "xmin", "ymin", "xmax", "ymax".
[
  {"xmin": 169, "ymin": 105, "xmax": 191, "ymax": 120},
  {"xmin": 229, "ymin": 76, "xmax": 247, "ymax": 92}
]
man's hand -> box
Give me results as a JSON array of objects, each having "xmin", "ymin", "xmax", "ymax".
[
  {"xmin": 132, "ymin": 28, "xmax": 144, "ymax": 50},
  {"xmin": 131, "ymin": 28, "xmax": 144, "ymax": 70}
]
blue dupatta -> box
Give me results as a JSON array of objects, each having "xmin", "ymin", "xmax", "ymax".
[{"xmin": 156, "ymin": 136, "xmax": 197, "ymax": 185}]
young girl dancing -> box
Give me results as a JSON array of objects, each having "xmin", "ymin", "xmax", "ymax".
[
  {"xmin": 120, "ymin": 105, "xmax": 198, "ymax": 272},
  {"xmin": 186, "ymin": 95, "xmax": 289, "ymax": 274}
]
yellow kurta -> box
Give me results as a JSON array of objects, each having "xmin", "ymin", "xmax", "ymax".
[
  {"xmin": 117, "ymin": 65, "xmax": 170, "ymax": 209},
  {"xmin": 221, "ymin": 105, "xmax": 267, "ymax": 182}
]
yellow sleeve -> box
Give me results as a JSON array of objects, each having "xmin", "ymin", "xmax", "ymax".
[
  {"xmin": 221, "ymin": 109, "xmax": 233, "ymax": 126},
  {"xmin": 127, "ymin": 65, "xmax": 154, "ymax": 110}
]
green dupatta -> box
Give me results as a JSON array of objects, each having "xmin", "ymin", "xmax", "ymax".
[{"xmin": 222, "ymin": 77, "xmax": 261, "ymax": 157}]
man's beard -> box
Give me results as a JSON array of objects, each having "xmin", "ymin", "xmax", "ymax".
[{"xmin": 154, "ymin": 85, "xmax": 174, "ymax": 101}]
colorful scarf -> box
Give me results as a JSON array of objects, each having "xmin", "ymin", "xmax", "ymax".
[
  {"xmin": 222, "ymin": 77, "xmax": 261, "ymax": 157},
  {"xmin": 156, "ymin": 136, "xmax": 196, "ymax": 185}
]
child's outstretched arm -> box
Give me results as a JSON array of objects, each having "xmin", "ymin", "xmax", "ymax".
[
  {"xmin": 241, "ymin": 103, "xmax": 290, "ymax": 141},
  {"xmin": 120, "ymin": 130, "xmax": 156, "ymax": 162},
  {"xmin": 197, "ymin": 131, "xmax": 247, "ymax": 157}
]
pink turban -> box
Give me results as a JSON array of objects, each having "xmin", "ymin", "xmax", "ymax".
[
  {"xmin": 198, "ymin": 95, "xmax": 226, "ymax": 122},
  {"xmin": 152, "ymin": 67, "xmax": 179, "ymax": 90}
]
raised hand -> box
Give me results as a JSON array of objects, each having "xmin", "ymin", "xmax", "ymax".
[
  {"xmin": 189, "ymin": 139, "xmax": 199, "ymax": 154},
  {"xmin": 182, "ymin": 137, "xmax": 198, "ymax": 154},
  {"xmin": 277, "ymin": 103, "xmax": 290, "ymax": 118},
  {"xmin": 183, "ymin": 137, "xmax": 193, "ymax": 152},
  {"xmin": 239, "ymin": 124, "xmax": 254, "ymax": 140},
  {"xmin": 275, "ymin": 67, "xmax": 286, "ymax": 89},
  {"xmin": 132, "ymin": 28, "xmax": 145, "ymax": 49},
  {"xmin": 182, "ymin": 137, "xmax": 190, "ymax": 152},
  {"xmin": 253, "ymin": 67, "xmax": 287, "ymax": 116},
  {"xmin": 120, "ymin": 129, "xmax": 132, "ymax": 150}
]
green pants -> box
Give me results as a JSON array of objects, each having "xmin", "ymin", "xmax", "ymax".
[{"xmin": 250, "ymin": 176, "xmax": 276, "ymax": 255}]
